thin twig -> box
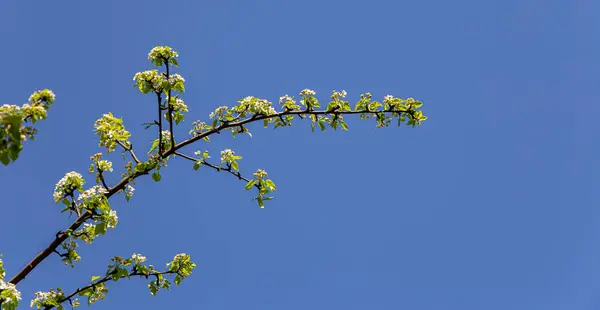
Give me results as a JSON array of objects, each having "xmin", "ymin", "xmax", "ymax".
[
  {"xmin": 174, "ymin": 152, "xmax": 255, "ymax": 185},
  {"xmin": 116, "ymin": 140, "xmax": 141, "ymax": 164}
]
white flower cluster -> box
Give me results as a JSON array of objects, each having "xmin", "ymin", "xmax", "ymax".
[
  {"xmin": 30, "ymin": 290, "xmax": 58, "ymax": 307},
  {"xmin": 279, "ymin": 95, "xmax": 295, "ymax": 105},
  {"xmin": 148, "ymin": 46, "xmax": 179, "ymax": 61},
  {"xmin": 161, "ymin": 130, "xmax": 172, "ymax": 145},
  {"xmin": 126, "ymin": 184, "xmax": 135, "ymax": 197},
  {"xmin": 168, "ymin": 74, "xmax": 185, "ymax": 84},
  {"xmin": 28, "ymin": 89, "xmax": 56, "ymax": 105},
  {"xmin": 131, "ymin": 253, "xmax": 147, "ymax": 264},
  {"xmin": 209, "ymin": 106, "xmax": 228, "ymax": 119},
  {"xmin": 21, "ymin": 103, "xmax": 46, "ymax": 116},
  {"xmin": 0, "ymin": 104, "xmax": 20, "ymax": 115},
  {"xmin": 383, "ymin": 95, "xmax": 394, "ymax": 102},
  {"xmin": 239, "ymin": 96, "xmax": 277, "ymax": 116},
  {"xmin": 78, "ymin": 185, "xmax": 108, "ymax": 202},
  {"xmin": 220, "ymin": 149, "xmax": 235, "ymax": 162},
  {"xmin": 300, "ymin": 89, "xmax": 316, "ymax": 97},
  {"xmin": 169, "ymin": 98, "xmax": 188, "ymax": 112},
  {"xmin": 53, "ymin": 171, "xmax": 85, "ymax": 202},
  {"xmin": 194, "ymin": 150, "xmax": 210, "ymax": 159},
  {"xmin": 97, "ymin": 160, "xmax": 113, "ymax": 172},
  {"xmin": 331, "ymin": 90, "xmax": 347, "ymax": 100},
  {"xmin": 94, "ymin": 113, "xmax": 131, "ymax": 152},
  {"xmin": 106, "ymin": 210, "xmax": 118, "ymax": 228},
  {"xmin": 79, "ymin": 223, "xmax": 97, "ymax": 244},
  {"xmin": 253, "ymin": 169, "xmax": 268, "ymax": 180},
  {"xmin": 132, "ymin": 69, "xmax": 161, "ymax": 83},
  {"xmin": 0, "ymin": 280, "xmax": 21, "ymax": 305}
]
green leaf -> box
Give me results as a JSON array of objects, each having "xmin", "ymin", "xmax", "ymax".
[
  {"xmin": 257, "ymin": 197, "xmax": 264, "ymax": 208},
  {"xmin": 0, "ymin": 152, "xmax": 10, "ymax": 165},
  {"xmin": 193, "ymin": 161, "xmax": 201, "ymax": 170},
  {"xmin": 245, "ymin": 180, "xmax": 256, "ymax": 190},
  {"xmin": 152, "ymin": 172, "xmax": 161, "ymax": 182},
  {"xmin": 78, "ymin": 288, "xmax": 93, "ymax": 297},
  {"xmin": 149, "ymin": 139, "xmax": 159, "ymax": 152},
  {"xmin": 94, "ymin": 223, "xmax": 107, "ymax": 235},
  {"xmin": 318, "ymin": 121, "xmax": 326, "ymax": 131},
  {"xmin": 91, "ymin": 275, "xmax": 102, "ymax": 282},
  {"xmin": 265, "ymin": 179, "xmax": 277, "ymax": 190},
  {"xmin": 340, "ymin": 120, "xmax": 348, "ymax": 131},
  {"xmin": 231, "ymin": 161, "xmax": 239, "ymax": 171}
]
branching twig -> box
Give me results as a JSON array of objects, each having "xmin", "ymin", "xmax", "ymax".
[
  {"xmin": 97, "ymin": 168, "xmax": 110, "ymax": 191},
  {"xmin": 174, "ymin": 152, "xmax": 255, "ymax": 185},
  {"xmin": 116, "ymin": 140, "xmax": 141, "ymax": 164}
]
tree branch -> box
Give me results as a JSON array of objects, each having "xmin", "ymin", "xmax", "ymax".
[{"xmin": 7, "ymin": 107, "xmax": 414, "ymax": 286}]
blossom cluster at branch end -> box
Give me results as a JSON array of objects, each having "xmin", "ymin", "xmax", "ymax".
[
  {"xmin": 0, "ymin": 89, "xmax": 56, "ymax": 165},
  {"xmin": 0, "ymin": 256, "xmax": 22, "ymax": 310}
]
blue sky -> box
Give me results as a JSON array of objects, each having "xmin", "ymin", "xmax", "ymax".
[{"xmin": 1, "ymin": 0, "xmax": 599, "ymax": 309}]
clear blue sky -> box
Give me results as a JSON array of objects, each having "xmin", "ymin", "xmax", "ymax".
[{"xmin": 1, "ymin": 0, "xmax": 599, "ymax": 309}]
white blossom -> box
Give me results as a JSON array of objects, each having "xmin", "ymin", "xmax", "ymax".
[
  {"xmin": 253, "ymin": 169, "xmax": 268, "ymax": 180},
  {"xmin": 300, "ymin": 89, "xmax": 316, "ymax": 97},
  {"xmin": 148, "ymin": 46, "xmax": 179, "ymax": 61},
  {"xmin": 209, "ymin": 106, "xmax": 228, "ymax": 119},
  {"xmin": 169, "ymin": 74, "xmax": 185, "ymax": 84},
  {"xmin": 126, "ymin": 184, "xmax": 135, "ymax": 197},
  {"xmin": 331, "ymin": 90, "xmax": 347, "ymax": 100},
  {"xmin": 132, "ymin": 253, "xmax": 147, "ymax": 264},
  {"xmin": 106, "ymin": 210, "xmax": 118, "ymax": 228},
  {"xmin": 78, "ymin": 185, "xmax": 108, "ymax": 202},
  {"xmin": 220, "ymin": 149, "xmax": 235, "ymax": 162},
  {"xmin": 54, "ymin": 171, "xmax": 85, "ymax": 202},
  {"xmin": 169, "ymin": 98, "xmax": 188, "ymax": 112},
  {"xmin": 0, "ymin": 280, "xmax": 21, "ymax": 304},
  {"xmin": 30, "ymin": 290, "xmax": 59, "ymax": 308}
]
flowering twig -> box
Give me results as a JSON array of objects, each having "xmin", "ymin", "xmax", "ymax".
[
  {"xmin": 174, "ymin": 151, "xmax": 256, "ymax": 186},
  {"xmin": 43, "ymin": 269, "xmax": 177, "ymax": 310},
  {"xmin": 166, "ymin": 107, "xmax": 418, "ymax": 156}
]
